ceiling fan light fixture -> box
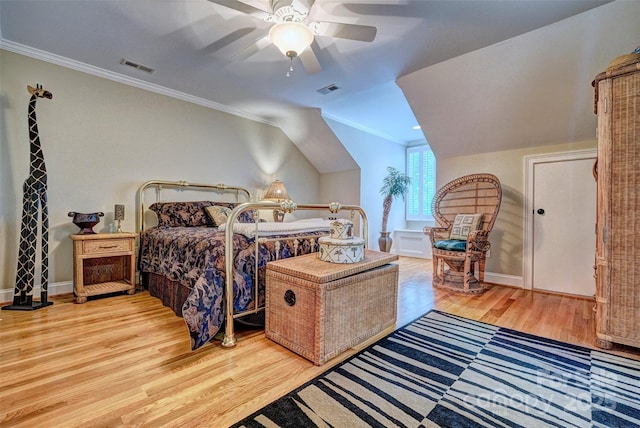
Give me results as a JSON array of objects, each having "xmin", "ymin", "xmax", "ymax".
[{"xmin": 269, "ymin": 21, "xmax": 313, "ymax": 58}]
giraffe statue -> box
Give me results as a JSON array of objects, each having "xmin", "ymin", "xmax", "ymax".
[{"xmin": 3, "ymin": 84, "xmax": 54, "ymax": 311}]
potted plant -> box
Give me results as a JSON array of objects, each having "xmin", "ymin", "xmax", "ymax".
[{"xmin": 379, "ymin": 166, "xmax": 411, "ymax": 252}]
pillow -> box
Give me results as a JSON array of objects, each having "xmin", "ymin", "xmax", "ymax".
[
  {"xmin": 204, "ymin": 203, "xmax": 260, "ymax": 226},
  {"xmin": 204, "ymin": 205, "xmax": 232, "ymax": 227},
  {"xmin": 149, "ymin": 201, "xmax": 259, "ymax": 227},
  {"xmin": 149, "ymin": 201, "xmax": 213, "ymax": 227},
  {"xmin": 449, "ymin": 213, "xmax": 484, "ymax": 241}
]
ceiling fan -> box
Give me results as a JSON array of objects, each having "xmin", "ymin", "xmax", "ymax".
[{"xmin": 208, "ymin": 0, "xmax": 377, "ymax": 75}]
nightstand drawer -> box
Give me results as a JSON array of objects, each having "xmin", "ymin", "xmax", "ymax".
[{"xmin": 83, "ymin": 238, "xmax": 131, "ymax": 254}]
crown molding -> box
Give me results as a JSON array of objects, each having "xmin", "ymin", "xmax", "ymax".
[{"xmin": 0, "ymin": 39, "xmax": 277, "ymax": 127}]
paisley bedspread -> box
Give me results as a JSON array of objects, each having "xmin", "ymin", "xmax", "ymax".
[{"xmin": 139, "ymin": 226, "xmax": 327, "ymax": 349}]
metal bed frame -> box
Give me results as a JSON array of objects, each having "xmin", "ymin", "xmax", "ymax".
[{"xmin": 136, "ymin": 180, "xmax": 368, "ymax": 348}]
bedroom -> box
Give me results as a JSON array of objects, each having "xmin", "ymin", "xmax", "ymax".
[
  {"xmin": 2, "ymin": 1, "xmax": 638, "ymax": 300},
  {"xmin": 1, "ymin": 0, "xmax": 640, "ymax": 425}
]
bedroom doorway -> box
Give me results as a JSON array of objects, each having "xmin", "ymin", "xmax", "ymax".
[{"xmin": 523, "ymin": 150, "xmax": 597, "ymax": 296}]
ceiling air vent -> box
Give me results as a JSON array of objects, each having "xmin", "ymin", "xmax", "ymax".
[
  {"xmin": 120, "ymin": 58, "xmax": 155, "ymax": 74},
  {"xmin": 316, "ymin": 84, "xmax": 340, "ymax": 95}
]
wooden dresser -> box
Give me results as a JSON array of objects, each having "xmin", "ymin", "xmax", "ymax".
[{"xmin": 593, "ymin": 61, "xmax": 640, "ymax": 349}]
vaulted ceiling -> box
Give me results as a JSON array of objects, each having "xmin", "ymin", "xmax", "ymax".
[{"xmin": 2, "ymin": 0, "xmax": 634, "ymax": 172}]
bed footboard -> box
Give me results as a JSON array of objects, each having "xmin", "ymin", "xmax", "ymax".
[{"xmin": 221, "ymin": 201, "xmax": 368, "ymax": 348}]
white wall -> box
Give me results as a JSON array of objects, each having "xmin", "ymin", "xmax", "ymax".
[
  {"xmin": 319, "ymin": 169, "xmax": 360, "ymax": 206},
  {"xmin": 324, "ymin": 118, "xmax": 406, "ymax": 250},
  {"xmin": 0, "ymin": 50, "xmax": 321, "ymax": 297},
  {"xmin": 437, "ymin": 140, "xmax": 597, "ymax": 282}
]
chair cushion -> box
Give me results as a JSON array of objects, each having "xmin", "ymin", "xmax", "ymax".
[
  {"xmin": 434, "ymin": 239, "xmax": 467, "ymax": 251},
  {"xmin": 449, "ymin": 213, "xmax": 483, "ymax": 240}
]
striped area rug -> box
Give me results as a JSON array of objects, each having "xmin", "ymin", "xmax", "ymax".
[{"xmin": 233, "ymin": 310, "xmax": 640, "ymax": 428}]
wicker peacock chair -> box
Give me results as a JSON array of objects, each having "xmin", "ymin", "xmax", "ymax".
[{"xmin": 424, "ymin": 173, "xmax": 502, "ymax": 294}]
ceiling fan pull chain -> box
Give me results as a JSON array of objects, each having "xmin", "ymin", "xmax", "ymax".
[{"xmin": 286, "ymin": 57, "xmax": 294, "ymax": 77}]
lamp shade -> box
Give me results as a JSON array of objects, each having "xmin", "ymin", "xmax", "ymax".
[
  {"xmin": 269, "ymin": 22, "xmax": 313, "ymax": 57},
  {"xmin": 263, "ymin": 180, "xmax": 290, "ymax": 201}
]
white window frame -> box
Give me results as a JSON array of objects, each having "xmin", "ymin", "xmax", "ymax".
[{"xmin": 406, "ymin": 144, "xmax": 436, "ymax": 222}]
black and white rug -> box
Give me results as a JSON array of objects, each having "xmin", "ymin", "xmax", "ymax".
[{"xmin": 233, "ymin": 310, "xmax": 640, "ymax": 427}]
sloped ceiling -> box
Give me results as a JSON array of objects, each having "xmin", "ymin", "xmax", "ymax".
[
  {"xmin": 277, "ymin": 107, "xmax": 357, "ymax": 173},
  {"xmin": 398, "ymin": 1, "xmax": 640, "ymax": 159},
  {"xmin": 0, "ymin": 0, "xmax": 629, "ymax": 171}
]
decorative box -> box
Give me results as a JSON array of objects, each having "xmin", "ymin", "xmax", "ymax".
[
  {"xmin": 318, "ymin": 219, "xmax": 365, "ymax": 263},
  {"xmin": 329, "ymin": 219, "xmax": 354, "ymax": 239}
]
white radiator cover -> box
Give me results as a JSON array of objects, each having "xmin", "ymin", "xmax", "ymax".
[{"xmin": 392, "ymin": 229, "xmax": 432, "ymax": 259}]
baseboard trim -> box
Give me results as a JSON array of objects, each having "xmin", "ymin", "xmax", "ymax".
[
  {"xmin": 0, "ymin": 281, "xmax": 73, "ymax": 305},
  {"xmin": 484, "ymin": 272, "xmax": 523, "ymax": 288},
  {"xmin": 0, "ymin": 274, "xmax": 523, "ymax": 304},
  {"xmin": 393, "ymin": 249, "xmax": 429, "ymax": 258}
]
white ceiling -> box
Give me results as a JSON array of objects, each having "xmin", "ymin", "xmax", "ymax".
[{"xmin": 0, "ymin": 0, "xmax": 616, "ymax": 170}]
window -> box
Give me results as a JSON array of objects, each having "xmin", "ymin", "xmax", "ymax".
[{"xmin": 406, "ymin": 145, "xmax": 436, "ymax": 221}]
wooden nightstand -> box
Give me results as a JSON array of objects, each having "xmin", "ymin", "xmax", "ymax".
[{"xmin": 70, "ymin": 232, "xmax": 137, "ymax": 303}]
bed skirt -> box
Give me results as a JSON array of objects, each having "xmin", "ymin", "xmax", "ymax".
[
  {"xmin": 142, "ymin": 272, "xmax": 265, "ymax": 327},
  {"xmin": 142, "ymin": 272, "xmax": 190, "ymax": 317}
]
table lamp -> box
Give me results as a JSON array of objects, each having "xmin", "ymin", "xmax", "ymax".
[{"xmin": 263, "ymin": 180, "xmax": 290, "ymax": 222}]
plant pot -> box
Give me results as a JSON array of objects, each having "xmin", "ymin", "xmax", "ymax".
[{"xmin": 378, "ymin": 231, "xmax": 393, "ymax": 252}]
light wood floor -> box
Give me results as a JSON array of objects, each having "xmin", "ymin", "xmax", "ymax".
[{"xmin": 1, "ymin": 257, "xmax": 638, "ymax": 427}]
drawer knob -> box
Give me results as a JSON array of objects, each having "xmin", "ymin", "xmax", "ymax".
[{"xmin": 284, "ymin": 290, "xmax": 296, "ymax": 306}]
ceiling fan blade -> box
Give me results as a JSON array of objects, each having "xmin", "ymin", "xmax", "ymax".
[
  {"xmin": 231, "ymin": 35, "xmax": 271, "ymax": 60},
  {"xmin": 340, "ymin": 2, "xmax": 430, "ymax": 18},
  {"xmin": 290, "ymin": 0, "xmax": 316, "ymax": 11},
  {"xmin": 299, "ymin": 47, "xmax": 321, "ymax": 74},
  {"xmin": 201, "ymin": 27, "xmax": 255, "ymax": 55},
  {"xmin": 312, "ymin": 21, "xmax": 377, "ymax": 42},
  {"xmin": 208, "ymin": 0, "xmax": 271, "ymax": 19}
]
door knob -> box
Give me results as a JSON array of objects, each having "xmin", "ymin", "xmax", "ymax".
[{"xmin": 537, "ymin": 208, "xmax": 545, "ymax": 215}]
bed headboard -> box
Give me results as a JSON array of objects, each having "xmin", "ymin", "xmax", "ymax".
[{"xmin": 136, "ymin": 180, "xmax": 251, "ymax": 233}]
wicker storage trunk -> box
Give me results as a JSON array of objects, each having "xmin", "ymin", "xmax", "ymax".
[
  {"xmin": 265, "ymin": 250, "xmax": 399, "ymax": 365},
  {"xmin": 593, "ymin": 61, "xmax": 640, "ymax": 350}
]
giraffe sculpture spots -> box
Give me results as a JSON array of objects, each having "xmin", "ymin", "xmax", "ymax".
[{"xmin": 3, "ymin": 84, "xmax": 54, "ymax": 311}]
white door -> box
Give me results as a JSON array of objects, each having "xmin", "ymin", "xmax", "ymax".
[{"xmin": 532, "ymin": 157, "xmax": 596, "ymax": 296}]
